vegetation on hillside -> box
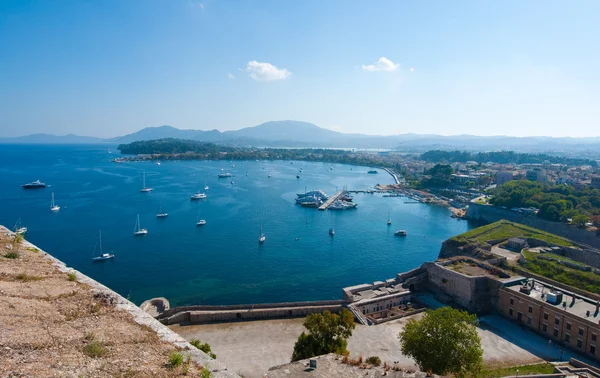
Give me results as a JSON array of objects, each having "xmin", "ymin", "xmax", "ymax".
[
  {"xmin": 489, "ymin": 180, "xmax": 600, "ymax": 225},
  {"xmin": 118, "ymin": 138, "xmax": 403, "ymax": 169},
  {"xmin": 399, "ymin": 307, "xmax": 483, "ymax": 377},
  {"xmin": 451, "ymin": 220, "xmax": 573, "ymax": 247},
  {"xmin": 421, "ymin": 150, "xmax": 597, "ymax": 167},
  {"xmin": 520, "ymin": 250, "xmax": 600, "ymax": 294},
  {"xmin": 418, "ymin": 164, "xmax": 454, "ymax": 188},
  {"xmin": 291, "ymin": 309, "xmax": 355, "ymax": 362}
]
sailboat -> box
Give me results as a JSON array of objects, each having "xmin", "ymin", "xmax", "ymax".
[
  {"xmin": 50, "ymin": 192, "xmax": 60, "ymax": 212},
  {"xmin": 14, "ymin": 217, "xmax": 27, "ymax": 235},
  {"xmin": 140, "ymin": 170, "xmax": 153, "ymax": 192},
  {"xmin": 92, "ymin": 230, "xmax": 114, "ymax": 262},
  {"xmin": 387, "ymin": 211, "xmax": 392, "ymax": 225},
  {"xmin": 156, "ymin": 205, "xmax": 168, "ymax": 218},
  {"xmin": 258, "ymin": 226, "xmax": 266, "ymax": 243},
  {"xmin": 134, "ymin": 214, "xmax": 148, "ymax": 235},
  {"xmin": 156, "ymin": 159, "xmax": 161, "ymax": 166}
]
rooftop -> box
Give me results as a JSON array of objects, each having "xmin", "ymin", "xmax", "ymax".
[{"xmin": 506, "ymin": 278, "xmax": 600, "ymax": 323}]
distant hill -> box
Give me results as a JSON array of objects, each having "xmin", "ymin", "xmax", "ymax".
[
  {"xmin": 0, "ymin": 133, "xmax": 104, "ymax": 144},
  {"xmin": 2, "ymin": 121, "xmax": 600, "ymax": 157},
  {"xmin": 107, "ymin": 125, "xmax": 225, "ymax": 144}
]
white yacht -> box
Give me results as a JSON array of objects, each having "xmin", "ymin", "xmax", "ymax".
[
  {"xmin": 134, "ymin": 214, "xmax": 148, "ymax": 236},
  {"xmin": 92, "ymin": 230, "xmax": 114, "ymax": 262},
  {"xmin": 14, "ymin": 218, "xmax": 27, "ymax": 235},
  {"xmin": 218, "ymin": 172, "xmax": 232, "ymax": 178},
  {"xmin": 50, "ymin": 192, "xmax": 60, "ymax": 212},
  {"xmin": 204, "ymin": 185, "xmax": 209, "ymax": 190},
  {"xmin": 140, "ymin": 170, "xmax": 153, "ymax": 192},
  {"xmin": 387, "ymin": 211, "xmax": 392, "ymax": 225},
  {"xmin": 190, "ymin": 192, "xmax": 207, "ymax": 200},
  {"xmin": 259, "ymin": 226, "xmax": 266, "ymax": 243},
  {"xmin": 196, "ymin": 219, "xmax": 207, "ymax": 226},
  {"xmin": 394, "ymin": 230, "xmax": 407, "ymax": 236},
  {"xmin": 156, "ymin": 206, "xmax": 168, "ymax": 218}
]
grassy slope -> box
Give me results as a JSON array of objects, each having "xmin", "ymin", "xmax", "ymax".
[
  {"xmin": 521, "ymin": 250, "xmax": 600, "ymax": 293},
  {"xmin": 452, "ymin": 220, "xmax": 573, "ymax": 247},
  {"xmin": 481, "ymin": 363, "xmax": 556, "ymax": 378}
]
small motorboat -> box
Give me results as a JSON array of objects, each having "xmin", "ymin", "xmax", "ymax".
[{"xmin": 394, "ymin": 230, "xmax": 407, "ymax": 236}]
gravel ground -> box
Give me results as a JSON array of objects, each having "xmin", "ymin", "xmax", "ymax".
[{"xmin": 0, "ymin": 227, "xmax": 213, "ymax": 377}]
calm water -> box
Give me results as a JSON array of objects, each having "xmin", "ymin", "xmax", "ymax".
[{"xmin": 0, "ymin": 144, "xmax": 473, "ymax": 306}]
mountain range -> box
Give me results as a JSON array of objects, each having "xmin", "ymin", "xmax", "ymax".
[{"xmin": 2, "ymin": 120, "xmax": 600, "ymax": 156}]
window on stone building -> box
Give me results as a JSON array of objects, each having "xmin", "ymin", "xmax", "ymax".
[
  {"xmin": 565, "ymin": 334, "xmax": 570, "ymax": 343},
  {"xmin": 553, "ymin": 328, "xmax": 559, "ymax": 337},
  {"xmin": 509, "ymin": 308, "xmax": 513, "ymax": 316},
  {"xmin": 567, "ymin": 322, "xmax": 572, "ymax": 331},
  {"xmin": 554, "ymin": 317, "xmax": 560, "ymax": 325},
  {"xmin": 543, "ymin": 323, "xmax": 548, "ymax": 332},
  {"xmin": 591, "ymin": 345, "xmax": 596, "ymax": 355},
  {"xmin": 577, "ymin": 339, "xmax": 583, "ymax": 349},
  {"xmin": 528, "ymin": 305, "xmax": 533, "ymax": 313},
  {"xmin": 592, "ymin": 334, "xmax": 597, "ymax": 342},
  {"xmin": 510, "ymin": 298, "xmax": 514, "ymax": 305},
  {"xmin": 579, "ymin": 327, "xmax": 584, "ymax": 336},
  {"xmin": 544, "ymin": 312, "xmax": 548, "ymax": 320},
  {"xmin": 527, "ymin": 317, "xmax": 532, "ymax": 325}
]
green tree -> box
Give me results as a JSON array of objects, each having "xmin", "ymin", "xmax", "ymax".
[
  {"xmin": 291, "ymin": 309, "xmax": 355, "ymax": 362},
  {"xmin": 399, "ymin": 307, "xmax": 483, "ymax": 377},
  {"xmin": 572, "ymin": 214, "xmax": 590, "ymax": 228}
]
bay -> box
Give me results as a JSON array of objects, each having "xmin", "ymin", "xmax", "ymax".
[{"xmin": 0, "ymin": 144, "xmax": 473, "ymax": 306}]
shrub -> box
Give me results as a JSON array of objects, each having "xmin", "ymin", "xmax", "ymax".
[
  {"xmin": 16, "ymin": 273, "xmax": 42, "ymax": 282},
  {"xmin": 82, "ymin": 332, "xmax": 107, "ymax": 358},
  {"xmin": 168, "ymin": 351, "xmax": 184, "ymax": 368},
  {"xmin": 190, "ymin": 339, "xmax": 216, "ymax": 359},
  {"xmin": 67, "ymin": 271, "xmax": 77, "ymax": 281},
  {"xmin": 366, "ymin": 356, "xmax": 381, "ymax": 366},
  {"xmin": 4, "ymin": 251, "xmax": 19, "ymax": 259}
]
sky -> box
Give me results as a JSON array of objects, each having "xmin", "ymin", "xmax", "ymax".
[{"xmin": 1, "ymin": 0, "xmax": 599, "ymax": 138}]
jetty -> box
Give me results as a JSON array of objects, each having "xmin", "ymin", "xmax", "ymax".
[
  {"xmin": 318, "ymin": 190, "xmax": 344, "ymax": 210},
  {"xmin": 383, "ymin": 167, "xmax": 400, "ymax": 184}
]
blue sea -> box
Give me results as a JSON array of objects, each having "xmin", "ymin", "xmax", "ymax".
[{"xmin": 0, "ymin": 144, "xmax": 473, "ymax": 306}]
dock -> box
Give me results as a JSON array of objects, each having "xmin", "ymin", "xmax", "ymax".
[
  {"xmin": 318, "ymin": 190, "xmax": 344, "ymax": 211},
  {"xmin": 383, "ymin": 167, "xmax": 400, "ymax": 184}
]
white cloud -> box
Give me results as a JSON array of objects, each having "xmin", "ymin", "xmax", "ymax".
[
  {"xmin": 189, "ymin": 1, "xmax": 204, "ymax": 9},
  {"xmin": 361, "ymin": 57, "xmax": 399, "ymax": 72},
  {"xmin": 228, "ymin": 73, "xmax": 236, "ymax": 79},
  {"xmin": 244, "ymin": 60, "xmax": 291, "ymax": 81}
]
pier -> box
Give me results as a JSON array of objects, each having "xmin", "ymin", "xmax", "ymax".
[
  {"xmin": 318, "ymin": 190, "xmax": 344, "ymax": 210},
  {"xmin": 383, "ymin": 167, "xmax": 400, "ymax": 184}
]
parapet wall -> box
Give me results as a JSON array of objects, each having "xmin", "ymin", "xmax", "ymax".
[
  {"xmin": 467, "ymin": 203, "xmax": 600, "ymax": 249},
  {"xmin": 158, "ymin": 300, "xmax": 344, "ymax": 325}
]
